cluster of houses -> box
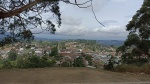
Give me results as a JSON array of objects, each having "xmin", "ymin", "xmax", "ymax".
[{"xmin": 0, "ymin": 41, "xmax": 122, "ymax": 67}]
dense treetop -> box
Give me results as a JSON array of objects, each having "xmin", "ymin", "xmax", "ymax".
[{"xmin": 118, "ymin": 0, "xmax": 150, "ymax": 64}]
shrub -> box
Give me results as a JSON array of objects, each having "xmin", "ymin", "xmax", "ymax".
[
  {"xmin": 140, "ymin": 64, "xmax": 150, "ymax": 74},
  {"xmin": 73, "ymin": 56, "xmax": 85, "ymax": 67},
  {"xmin": 16, "ymin": 55, "xmax": 56, "ymax": 68},
  {"xmin": 2, "ymin": 60, "xmax": 13, "ymax": 68},
  {"xmin": 104, "ymin": 61, "xmax": 114, "ymax": 70},
  {"xmin": 16, "ymin": 57, "xmax": 28, "ymax": 68},
  {"xmin": 7, "ymin": 49, "xmax": 18, "ymax": 61},
  {"xmin": 113, "ymin": 64, "xmax": 150, "ymax": 75},
  {"xmin": 0, "ymin": 59, "xmax": 3, "ymax": 68},
  {"xmin": 61, "ymin": 62, "xmax": 70, "ymax": 67},
  {"xmin": 104, "ymin": 56, "xmax": 114, "ymax": 70}
]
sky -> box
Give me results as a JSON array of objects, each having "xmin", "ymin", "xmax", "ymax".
[{"xmin": 34, "ymin": 0, "xmax": 144, "ymax": 40}]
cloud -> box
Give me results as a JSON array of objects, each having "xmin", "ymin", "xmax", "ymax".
[
  {"xmin": 32, "ymin": 21, "xmax": 128, "ymax": 40},
  {"xmin": 111, "ymin": 0, "xmax": 128, "ymax": 2},
  {"xmin": 94, "ymin": 25, "xmax": 127, "ymax": 34},
  {"xmin": 32, "ymin": 14, "xmax": 128, "ymax": 40},
  {"xmin": 62, "ymin": 15, "xmax": 81, "ymax": 26},
  {"xmin": 33, "ymin": 0, "xmax": 141, "ymax": 40},
  {"xmin": 55, "ymin": 20, "xmax": 128, "ymax": 40},
  {"xmin": 102, "ymin": 20, "xmax": 118, "ymax": 25}
]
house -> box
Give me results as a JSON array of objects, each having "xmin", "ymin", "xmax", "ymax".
[{"xmin": 35, "ymin": 50, "xmax": 43, "ymax": 56}]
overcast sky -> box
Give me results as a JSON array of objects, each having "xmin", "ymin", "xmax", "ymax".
[{"xmin": 34, "ymin": 0, "xmax": 143, "ymax": 40}]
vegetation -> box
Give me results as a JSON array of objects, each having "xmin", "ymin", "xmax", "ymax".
[
  {"xmin": 113, "ymin": 0, "xmax": 150, "ymax": 74},
  {"xmin": 50, "ymin": 46, "xmax": 58, "ymax": 57},
  {"xmin": 117, "ymin": 0, "xmax": 150, "ymax": 65},
  {"xmin": 0, "ymin": 0, "xmax": 100, "ymax": 47},
  {"xmin": 114, "ymin": 64, "xmax": 150, "ymax": 75},
  {"xmin": 103, "ymin": 56, "xmax": 115, "ymax": 70},
  {"xmin": 0, "ymin": 40, "xmax": 100, "ymax": 68},
  {"xmin": 84, "ymin": 54, "xmax": 93, "ymax": 65},
  {"xmin": 73, "ymin": 56, "xmax": 85, "ymax": 67},
  {"xmin": 0, "ymin": 53, "xmax": 56, "ymax": 68},
  {"xmin": 7, "ymin": 49, "xmax": 18, "ymax": 61},
  {"xmin": 2, "ymin": 60, "xmax": 13, "ymax": 68},
  {"xmin": 17, "ymin": 55, "xmax": 56, "ymax": 68}
]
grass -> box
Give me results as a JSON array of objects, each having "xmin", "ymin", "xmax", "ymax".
[
  {"xmin": 0, "ymin": 60, "xmax": 3, "ymax": 68},
  {"xmin": 113, "ymin": 64, "xmax": 150, "ymax": 75},
  {"xmin": 0, "ymin": 67, "xmax": 150, "ymax": 84}
]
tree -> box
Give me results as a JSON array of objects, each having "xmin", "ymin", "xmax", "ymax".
[
  {"xmin": 73, "ymin": 56, "xmax": 85, "ymax": 67},
  {"xmin": 50, "ymin": 47, "xmax": 58, "ymax": 57},
  {"xmin": 84, "ymin": 54, "xmax": 93, "ymax": 65},
  {"xmin": 119, "ymin": 0, "xmax": 150, "ymax": 64},
  {"xmin": 7, "ymin": 49, "xmax": 18, "ymax": 61},
  {"xmin": 104, "ymin": 56, "xmax": 115, "ymax": 70},
  {"xmin": 0, "ymin": 0, "xmax": 96, "ymax": 46}
]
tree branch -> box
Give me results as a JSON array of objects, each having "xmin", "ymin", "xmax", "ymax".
[{"xmin": 0, "ymin": 0, "xmax": 43, "ymax": 19}]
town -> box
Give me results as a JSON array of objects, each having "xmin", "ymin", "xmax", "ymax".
[{"xmin": 0, "ymin": 39, "xmax": 122, "ymax": 68}]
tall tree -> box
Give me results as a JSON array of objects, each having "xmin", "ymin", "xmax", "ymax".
[{"xmin": 119, "ymin": 0, "xmax": 150, "ymax": 64}]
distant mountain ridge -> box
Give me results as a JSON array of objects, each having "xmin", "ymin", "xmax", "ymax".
[
  {"xmin": 35, "ymin": 37, "xmax": 63, "ymax": 42},
  {"xmin": 35, "ymin": 37, "xmax": 124, "ymax": 47},
  {"xmin": 96, "ymin": 40, "xmax": 124, "ymax": 47}
]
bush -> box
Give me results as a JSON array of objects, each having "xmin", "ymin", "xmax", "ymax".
[
  {"xmin": 2, "ymin": 60, "xmax": 13, "ymax": 68},
  {"xmin": 61, "ymin": 62, "xmax": 70, "ymax": 67},
  {"xmin": 16, "ymin": 55, "xmax": 56, "ymax": 68},
  {"xmin": 140, "ymin": 64, "xmax": 150, "ymax": 74},
  {"xmin": 7, "ymin": 49, "xmax": 17, "ymax": 61},
  {"xmin": 104, "ymin": 56, "xmax": 114, "ymax": 70},
  {"xmin": 16, "ymin": 57, "xmax": 28, "ymax": 68},
  {"xmin": 0, "ymin": 59, "xmax": 3, "ymax": 68},
  {"xmin": 113, "ymin": 64, "xmax": 150, "ymax": 75},
  {"xmin": 104, "ymin": 61, "xmax": 114, "ymax": 70},
  {"xmin": 73, "ymin": 56, "xmax": 85, "ymax": 67},
  {"xmin": 113, "ymin": 64, "xmax": 139, "ymax": 72},
  {"xmin": 26, "ymin": 55, "xmax": 42, "ymax": 68}
]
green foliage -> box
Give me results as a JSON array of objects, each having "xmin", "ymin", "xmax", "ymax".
[
  {"xmin": 116, "ymin": 45, "xmax": 126, "ymax": 53},
  {"xmin": 114, "ymin": 64, "xmax": 150, "ymax": 75},
  {"xmin": 73, "ymin": 56, "xmax": 85, "ymax": 67},
  {"xmin": 113, "ymin": 64, "xmax": 139, "ymax": 73},
  {"xmin": 85, "ymin": 55, "xmax": 93, "ymax": 65},
  {"xmin": 0, "ymin": 0, "xmax": 65, "ymax": 46},
  {"xmin": 61, "ymin": 62, "xmax": 70, "ymax": 67},
  {"xmin": 7, "ymin": 49, "xmax": 18, "ymax": 61},
  {"xmin": 16, "ymin": 55, "xmax": 56, "ymax": 68},
  {"xmin": 16, "ymin": 57, "xmax": 28, "ymax": 68},
  {"xmin": 0, "ymin": 59, "xmax": 3, "ymax": 68},
  {"xmin": 2, "ymin": 60, "xmax": 13, "ymax": 68},
  {"xmin": 121, "ymin": 53, "xmax": 133, "ymax": 64},
  {"xmin": 118, "ymin": 0, "xmax": 150, "ymax": 65},
  {"xmin": 104, "ymin": 57, "xmax": 115, "ymax": 70},
  {"xmin": 50, "ymin": 47, "xmax": 58, "ymax": 57},
  {"xmin": 124, "ymin": 33, "xmax": 140, "ymax": 46}
]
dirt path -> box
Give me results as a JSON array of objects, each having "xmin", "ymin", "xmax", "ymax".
[{"xmin": 0, "ymin": 67, "xmax": 150, "ymax": 84}]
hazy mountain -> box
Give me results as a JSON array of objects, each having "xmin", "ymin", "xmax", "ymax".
[
  {"xmin": 35, "ymin": 37, "xmax": 63, "ymax": 42},
  {"xmin": 96, "ymin": 40, "xmax": 124, "ymax": 47},
  {"xmin": 35, "ymin": 37, "xmax": 124, "ymax": 47}
]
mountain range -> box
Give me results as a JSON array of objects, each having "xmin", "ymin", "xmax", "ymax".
[{"xmin": 35, "ymin": 37, "xmax": 124, "ymax": 47}]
